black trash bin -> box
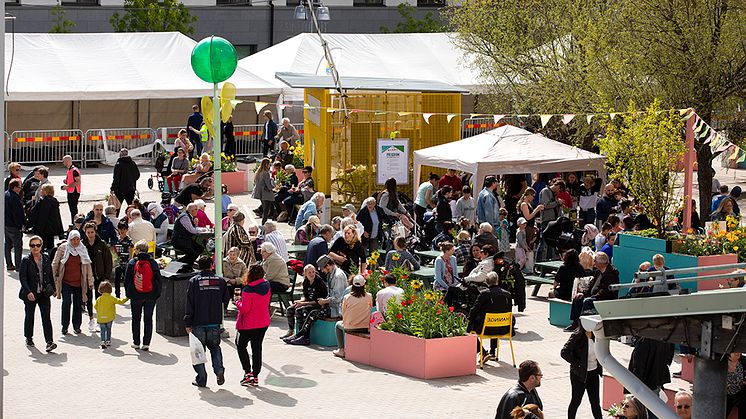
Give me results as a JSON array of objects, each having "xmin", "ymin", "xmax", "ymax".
[{"xmin": 156, "ymin": 261, "xmax": 195, "ymax": 337}]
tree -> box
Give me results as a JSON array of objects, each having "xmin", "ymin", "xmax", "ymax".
[
  {"xmin": 50, "ymin": 2, "xmax": 75, "ymax": 33},
  {"xmin": 450, "ymin": 0, "xmax": 746, "ymax": 224},
  {"xmin": 380, "ymin": 3, "xmax": 444, "ymax": 33},
  {"xmin": 110, "ymin": 0, "xmax": 197, "ymax": 35},
  {"xmin": 597, "ymin": 101, "xmax": 685, "ymax": 238}
]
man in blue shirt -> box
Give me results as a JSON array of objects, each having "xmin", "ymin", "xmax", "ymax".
[
  {"xmin": 476, "ymin": 175, "xmax": 500, "ymax": 230},
  {"xmin": 295, "ymin": 192, "xmax": 325, "ymax": 230},
  {"xmin": 305, "ymin": 225, "xmax": 334, "ymax": 267},
  {"xmin": 711, "ymin": 185, "xmax": 729, "ymax": 213}
]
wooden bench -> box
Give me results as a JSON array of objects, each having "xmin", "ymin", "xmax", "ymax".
[
  {"xmin": 525, "ymin": 275, "xmax": 553, "ymax": 296},
  {"xmin": 548, "ymin": 298, "xmax": 572, "ymax": 328},
  {"xmin": 345, "ymin": 331, "xmax": 371, "ymax": 364}
]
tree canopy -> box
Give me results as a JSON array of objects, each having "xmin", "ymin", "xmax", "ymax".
[
  {"xmin": 110, "ymin": 0, "xmax": 197, "ymax": 35},
  {"xmin": 380, "ymin": 4, "xmax": 444, "ymax": 33},
  {"xmin": 450, "ymin": 0, "xmax": 746, "ymax": 219}
]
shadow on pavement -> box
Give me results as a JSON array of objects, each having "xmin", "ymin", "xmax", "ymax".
[
  {"xmin": 60, "ymin": 333, "xmax": 104, "ymax": 349},
  {"xmin": 480, "ymin": 360, "xmax": 520, "ymax": 379},
  {"xmin": 161, "ymin": 334, "xmax": 189, "ymax": 348},
  {"xmin": 136, "ymin": 350, "xmax": 179, "ymax": 365},
  {"xmin": 198, "ymin": 388, "xmax": 253, "ymax": 409},
  {"xmin": 260, "ymin": 363, "xmax": 318, "ymax": 389},
  {"xmin": 27, "ymin": 346, "xmax": 68, "ymax": 367},
  {"xmin": 248, "ymin": 386, "xmax": 298, "ymax": 407},
  {"xmin": 512, "ymin": 330, "xmax": 543, "ymax": 342}
]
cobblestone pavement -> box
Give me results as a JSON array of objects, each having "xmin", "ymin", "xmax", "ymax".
[{"xmin": 4, "ymin": 163, "xmax": 731, "ymax": 418}]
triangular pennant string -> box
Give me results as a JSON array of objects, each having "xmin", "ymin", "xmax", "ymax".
[
  {"xmin": 540, "ymin": 114, "xmax": 553, "ymax": 128},
  {"xmin": 562, "ymin": 114, "xmax": 576, "ymax": 125},
  {"xmin": 423, "ymin": 113, "xmax": 433, "ymax": 124},
  {"xmin": 493, "ymin": 114, "xmax": 505, "ymax": 124},
  {"xmin": 254, "ymin": 101, "xmax": 269, "ymax": 115},
  {"xmin": 609, "ymin": 113, "xmax": 617, "ymax": 120},
  {"xmin": 447, "ymin": 114, "xmax": 457, "ymax": 123},
  {"xmin": 587, "ymin": 114, "xmax": 595, "ymax": 124}
]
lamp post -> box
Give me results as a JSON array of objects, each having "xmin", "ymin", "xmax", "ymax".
[{"xmin": 294, "ymin": 0, "xmax": 330, "ymax": 32}]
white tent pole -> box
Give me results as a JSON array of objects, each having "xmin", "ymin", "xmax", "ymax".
[{"xmin": 412, "ymin": 155, "xmax": 422, "ymax": 200}]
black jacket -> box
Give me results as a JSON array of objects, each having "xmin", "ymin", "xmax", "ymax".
[
  {"xmin": 628, "ymin": 337, "xmax": 675, "ymax": 391},
  {"xmin": 554, "ymin": 263, "xmax": 585, "ymax": 301},
  {"xmin": 590, "ymin": 265, "xmax": 619, "ymax": 301},
  {"xmin": 85, "ymin": 211, "xmax": 118, "ymax": 246},
  {"xmin": 265, "ymin": 118, "xmax": 278, "ymax": 142},
  {"xmin": 467, "ymin": 285, "xmax": 512, "ymax": 334},
  {"xmin": 5, "ymin": 190, "xmax": 24, "ymax": 229},
  {"xmin": 473, "ymin": 232, "xmax": 500, "ymax": 250},
  {"xmin": 84, "ymin": 235, "xmax": 113, "ymax": 282},
  {"xmin": 111, "ymin": 155, "xmax": 141, "ymax": 193},
  {"xmin": 31, "ymin": 196, "xmax": 64, "ymax": 238},
  {"xmin": 18, "ymin": 253, "xmax": 53, "ymax": 301},
  {"xmin": 184, "ymin": 270, "xmax": 226, "ymax": 328},
  {"xmin": 561, "ymin": 328, "xmax": 602, "ymax": 382},
  {"xmin": 124, "ymin": 253, "xmax": 162, "ymax": 301},
  {"xmin": 495, "ymin": 382, "xmax": 543, "ymax": 419},
  {"xmin": 357, "ymin": 205, "xmax": 391, "ymax": 240}
]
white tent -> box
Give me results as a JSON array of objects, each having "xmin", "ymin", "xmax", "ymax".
[
  {"xmin": 238, "ymin": 33, "xmax": 486, "ymax": 101},
  {"xmin": 413, "ymin": 125, "xmax": 607, "ymax": 195},
  {"xmin": 4, "ymin": 32, "xmax": 281, "ymax": 101}
]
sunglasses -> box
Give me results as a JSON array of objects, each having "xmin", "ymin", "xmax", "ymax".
[
  {"xmin": 676, "ymin": 405, "xmax": 690, "ymax": 409},
  {"xmin": 29, "ymin": 243, "xmax": 42, "ymax": 248}
]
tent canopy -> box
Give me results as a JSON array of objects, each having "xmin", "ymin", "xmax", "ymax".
[
  {"xmin": 4, "ymin": 32, "xmax": 281, "ymax": 101},
  {"xmin": 238, "ymin": 33, "xmax": 486, "ymax": 101},
  {"xmin": 413, "ymin": 125, "xmax": 607, "ymax": 194}
]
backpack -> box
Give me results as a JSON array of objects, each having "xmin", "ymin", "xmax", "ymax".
[{"xmin": 134, "ymin": 259, "xmax": 154, "ymax": 293}]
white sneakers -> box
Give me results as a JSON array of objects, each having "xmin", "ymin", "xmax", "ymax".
[{"xmin": 88, "ymin": 318, "xmax": 96, "ymax": 333}]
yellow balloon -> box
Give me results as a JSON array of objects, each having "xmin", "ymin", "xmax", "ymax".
[
  {"xmin": 201, "ymin": 96, "xmax": 215, "ymax": 138},
  {"xmin": 221, "ymin": 82, "xmax": 237, "ymax": 123}
]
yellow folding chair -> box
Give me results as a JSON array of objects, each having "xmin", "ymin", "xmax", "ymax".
[
  {"xmin": 147, "ymin": 241, "xmax": 157, "ymax": 256},
  {"xmin": 471, "ymin": 312, "xmax": 516, "ymax": 369}
]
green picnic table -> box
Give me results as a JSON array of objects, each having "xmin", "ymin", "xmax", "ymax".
[
  {"xmin": 535, "ymin": 260, "xmax": 563, "ymax": 276},
  {"xmin": 414, "ymin": 250, "xmax": 441, "ymax": 265},
  {"xmin": 529, "ymin": 260, "xmax": 563, "ymax": 297},
  {"xmin": 410, "ymin": 266, "xmax": 464, "ymax": 289},
  {"xmin": 287, "ymin": 244, "xmax": 308, "ymax": 257}
]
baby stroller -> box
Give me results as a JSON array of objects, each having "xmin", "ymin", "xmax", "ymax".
[{"xmin": 542, "ymin": 216, "xmax": 583, "ymax": 256}]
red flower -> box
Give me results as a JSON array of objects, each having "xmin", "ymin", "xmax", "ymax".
[
  {"xmin": 370, "ymin": 317, "xmax": 375, "ymax": 324},
  {"xmin": 396, "ymin": 313, "xmax": 403, "ymax": 320},
  {"xmin": 401, "ymin": 301, "xmax": 408, "ymax": 307},
  {"xmin": 366, "ymin": 270, "xmax": 372, "ymax": 275},
  {"xmin": 437, "ymin": 300, "xmax": 444, "ymax": 305},
  {"xmin": 448, "ymin": 306, "xmax": 454, "ymax": 312},
  {"xmin": 383, "ymin": 270, "xmax": 389, "ymax": 275},
  {"xmin": 436, "ymin": 309, "xmax": 442, "ymax": 314}
]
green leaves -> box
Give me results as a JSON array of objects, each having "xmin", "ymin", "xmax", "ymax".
[
  {"xmin": 50, "ymin": 3, "xmax": 75, "ymax": 34},
  {"xmin": 110, "ymin": 0, "xmax": 197, "ymax": 36},
  {"xmin": 380, "ymin": 4, "xmax": 445, "ymax": 34}
]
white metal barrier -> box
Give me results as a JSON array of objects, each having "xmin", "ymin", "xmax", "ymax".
[
  {"xmin": 461, "ymin": 117, "xmax": 502, "ymax": 139},
  {"xmin": 155, "ymin": 126, "xmax": 182, "ymax": 153},
  {"xmin": 233, "ymin": 123, "xmax": 305, "ymax": 157},
  {"xmin": 85, "ymin": 128, "xmax": 158, "ymax": 166},
  {"xmin": 7, "ymin": 129, "xmax": 85, "ymax": 166}
]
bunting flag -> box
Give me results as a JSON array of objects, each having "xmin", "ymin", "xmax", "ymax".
[
  {"xmin": 447, "ymin": 114, "xmax": 457, "ymax": 123},
  {"xmin": 704, "ymin": 131, "xmax": 715, "ymax": 145},
  {"xmin": 587, "ymin": 114, "xmax": 595, "ymax": 124},
  {"xmin": 303, "ymin": 103, "xmax": 313, "ymax": 109},
  {"xmin": 540, "ymin": 114, "xmax": 553, "ymax": 128},
  {"xmin": 423, "ymin": 113, "xmax": 434, "ymax": 124},
  {"xmin": 398, "ymin": 112, "xmax": 413, "ymax": 116},
  {"xmin": 562, "ymin": 114, "xmax": 576, "ymax": 125},
  {"xmin": 609, "ymin": 113, "xmax": 618, "ymax": 120},
  {"xmin": 493, "ymin": 114, "xmax": 505, "ymax": 124},
  {"xmin": 254, "ymin": 101, "xmax": 270, "ymax": 114},
  {"xmin": 326, "ymin": 108, "xmax": 338, "ymax": 113},
  {"xmin": 470, "ymin": 113, "xmax": 482, "ymax": 118},
  {"xmin": 738, "ymin": 150, "xmax": 746, "ymax": 164},
  {"xmin": 730, "ymin": 146, "xmax": 740, "ymax": 160},
  {"xmin": 278, "ymin": 104, "xmax": 289, "ymax": 110}
]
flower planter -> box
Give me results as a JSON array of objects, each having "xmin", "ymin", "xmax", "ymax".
[
  {"xmin": 220, "ymin": 170, "xmax": 247, "ymax": 194},
  {"xmin": 617, "ymin": 233, "xmax": 672, "ymax": 253},
  {"xmin": 696, "ymin": 253, "xmax": 739, "ymax": 291},
  {"xmin": 368, "ymin": 327, "xmax": 476, "ymax": 379}
]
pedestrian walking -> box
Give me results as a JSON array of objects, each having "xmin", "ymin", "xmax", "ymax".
[
  {"xmin": 124, "ymin": 241, "xmax": 162, "ymax": 351},
  {"xmin": 5, "ymin": 178, "xmax": 25, "ymax": 271},
  {"xmin": 235, "ymin": 264, "xmax": 271, "ymax": 387},
  {"xmin": 31, "ymin": 184, "xmax": 64, "ymax": 254},
  {"xmin": 184, "ymin": 256, "xmax": 226, "ymax": 387},
  {"xmin": 261, "ymin": 110, "xmax": 278, "ymax": 157},
  {"xmin": 52, "ymin": 230, "xmax": 94, "ymax": 335},
  {"xmin": 94, "ymin": 281, "xmax": 128, "ymax": 349},
  {"xmin": 83, "ymin": 221, "xmax": 113, "ymax": 333},
  {"xmin": 19, "ymin": 235, "xmax": 57, "ymax": 352},
  {"xmin": 561, "ymin": 325, "xmax": 603, "ymax": 419},
  {"xmin": 61, "ymin": 155, "xmax": 82, "ymax": 220},
  {"xmin": 495, "ymin": 360, "xmax": 544, "ymax": 419},
  {"xmin": 111, "ymin": 148, "xmax": 140, "ymax": 211}
]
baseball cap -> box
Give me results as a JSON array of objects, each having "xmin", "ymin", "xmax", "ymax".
[
  {"xmin": 517, "ymin": 217, "xmax": 527, "ymax": 225},
  {"xmin": 352, "ymin": 275, "xmax": 366, "ymax": 287},
  {"xmin": 316, "ymin": 255, "xmax": 333, "ymax": 269},
  {"xmin": 341, "ymin": 204, "xmax": 356, "ymax": 213}
]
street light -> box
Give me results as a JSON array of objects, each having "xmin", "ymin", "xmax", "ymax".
[{"xmin": 294, "ymin": 0, "xmax": 330, "ymax": 22}]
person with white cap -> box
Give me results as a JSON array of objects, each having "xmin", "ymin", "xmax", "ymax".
[
  {"xmin": 515, "ymin": 217, "xmax": 534, "ymax": 274},
  {"xmin": 341, "ymin": 203, "xmax": 365, "ymax": 238},
  {"xmin": 333, "ymin": 274, "xmax": 372, "ymax": 358}
]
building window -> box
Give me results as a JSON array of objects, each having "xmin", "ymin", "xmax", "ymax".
[
  {"xmin": 286, "ymin": 0, "xmax": 300, "ymax": 5},
  {"xmin": 354, "ymin": 0, "xmax": 383, "ymax": 6},
  {"xmin": 61, "ymin": 0, "xmax": 99, "ymax": 5},
  {"xmin": 417, "ymin": 0, "xmax": 444, "ymax": 5},
  {"xmin": 217, "ymin": 0, "xmax": 249, "ymax": 4},
  {"xmin": 234, "ymin": 44, "xmax": 258, "ymax": 60}
]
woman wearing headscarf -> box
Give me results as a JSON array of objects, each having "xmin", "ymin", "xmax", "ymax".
[
  {"xmin": 52, "ymin": 230, "xmax": 94, "ymax": 335},
  {"xmin": 294, "ymin": 215, "xmax": 320, "ymax": 245},
  {"xmin": 147, "ymin": 203, "xmax": 170, "ymax": 244}
]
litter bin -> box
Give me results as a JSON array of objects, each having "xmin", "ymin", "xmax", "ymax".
[{"xmin": 156, "ymin": 261, "xmax": 195, "ymax": 337}]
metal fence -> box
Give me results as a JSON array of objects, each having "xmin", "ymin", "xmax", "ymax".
[
  {"xmin": 155, "ymin": 127, "xmax": 181, "ymax": 152},
  {"xmin": 461, "ymin": 117, "xmax": 503, "ymax": 138},
  {"xmin": 7, "ymin": 129, "xmax": 85, "ymax": 166},
  {"xmin": 85, "ymin": 128, "xmax": 158, "ymax": 165}
]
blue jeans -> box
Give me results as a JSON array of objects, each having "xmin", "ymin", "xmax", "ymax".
[
  {"xmin": 61, "ymin": 283, "xmax": 83, "ymax": 331},
  {"xmin": 334, "ymin": 321, "xmax": 368, "ymax": 350},
  {"xmin": 130, "ymin": 299, "xmax": 156, "ymax": 346},
  {"xmin": 100, "ymin": 321, "xmax": 112, "ymax": 342},
  {"xmin": 192, "ymin": 326, "xmax": 224, "ymax": 386}
]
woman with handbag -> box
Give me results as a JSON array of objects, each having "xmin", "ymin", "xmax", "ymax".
[{"xmin": 20, "ymin": 235, "xmax": 58, "ymax": 352}]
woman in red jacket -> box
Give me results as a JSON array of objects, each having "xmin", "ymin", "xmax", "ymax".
[{"xmin": 234, "ymin": 264, "xmax": 271, "ymax": 387}]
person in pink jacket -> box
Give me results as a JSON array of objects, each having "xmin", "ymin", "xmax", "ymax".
[
  {"xmin": 234, "ymin": 264, "xmax": 271, "ymax": 387},
  {"xmin": 193, "ymin": 199, "xmax": 214, "ymax": 228}
]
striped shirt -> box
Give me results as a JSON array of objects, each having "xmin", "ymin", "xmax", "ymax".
[{"xmin": 264, "ymin": 230, "xmax": 289, "ymax": 262}]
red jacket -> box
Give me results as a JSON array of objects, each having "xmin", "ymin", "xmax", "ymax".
[{"xmin": 235, "ymin": 279, "xmax": 271, "ymax": 330}]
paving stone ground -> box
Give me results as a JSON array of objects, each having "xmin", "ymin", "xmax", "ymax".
[{"xmin": 4, "ymin": 163, "xmax": 739, "ymax": 418}]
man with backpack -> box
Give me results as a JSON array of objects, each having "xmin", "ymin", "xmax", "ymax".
[
  {"xmin": 184, "ymin": 256, "xmax": 227, "ymax": 387},
  {"xmin": 124, "ymin": 240, "xmax": 162, "ymax": 351}
]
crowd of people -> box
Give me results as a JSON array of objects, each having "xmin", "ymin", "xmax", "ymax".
[{"xmin": 5, "ymin": 107, "xmax": 737, "ymax": 415}]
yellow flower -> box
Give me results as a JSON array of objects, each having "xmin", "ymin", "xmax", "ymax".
[
  {"xmin": 424, "ymin": 291, "xmax": 435, "ymax": 301},
  {"xmin": 735, "ymin": 246, "xmax": 740, "ymax": 251},
  {"xmin": 391, "ymin": 253, "xmax": 401, "ymax": 261},
  {"xmin": 410, "ymin": 280, "xmax": 423, "ymax": 290}
]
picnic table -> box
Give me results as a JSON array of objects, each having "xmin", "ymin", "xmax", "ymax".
[
  {"xmin": 414, "ymin": 250, "xmax": 441, "ymax": 265},
  {"xmin": 410, "ymin": 266, "xmax": 464, "ymax": 289},
  {"xmin": 535, "ymin": 260, "xmax": 563, "ymax": 277},
  {"xmin": 528, "ymin": 260, "xmax": 563, "ymax": 297},
  {"xmin": 287, "ymin": 244, "xmax": 308, "ymax": 257}
]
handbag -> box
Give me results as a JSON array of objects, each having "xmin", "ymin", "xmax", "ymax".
[
  {"xmin": 108, "ymin": 193, "xmax": 122, "ymax": 211},
  {"xmin": 43, "ymin": 282, "xmax": 55, "ymax": 298}
]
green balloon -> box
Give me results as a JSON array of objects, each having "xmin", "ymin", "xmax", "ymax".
[{"xmin": 191, "ymin": 36, "xmax": 238, "ymax": 83}]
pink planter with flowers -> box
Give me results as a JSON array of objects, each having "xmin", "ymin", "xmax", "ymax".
[
  {"xmin": 220, "ymin": 170, "xmax": 248, "ymax": 194},
  {"xmin": 697, "ymin": 253, "xmax": 739, "ymax": 291},
  {"xmin": 368, "ymin": 327, "xmax": 476, "ymax": 379}
]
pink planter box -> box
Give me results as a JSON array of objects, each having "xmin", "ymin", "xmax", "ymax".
[
  {"xmin": 602, "ymin": 374, "xmax": 625, "ymax": 410},
  {"xmin": 679, "ymin": 355, "xmax": 694, "ymax": 383},
  {"xmin": 697, "ymin": 254, "xmax": 738, "ymax": 291},
  {"xmin": 345, "ymin": 333, "xmax": 371, "ymax": 365},
  {"xmin": 369, "ymin": 328, "xmax": 476, "ymax": 379},
  {"xmin": 221, "ymin": 170, "xmax": 248, "ymax": 194}
]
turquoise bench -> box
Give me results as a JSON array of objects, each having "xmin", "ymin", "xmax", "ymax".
[
  {"xmin": 548, "ymin": 298, "xmax": 572, "ymax": 328},
  {"xmin": 296, "ymin": 318, "xmax": 339, "ymax": 347}
]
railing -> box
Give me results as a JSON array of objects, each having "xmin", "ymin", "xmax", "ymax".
[
  {"xmin": 461, "ymin": 117, "xmax": 503, "ymax": 139},
  {"xmin": 233, "ymin": 123, "xmax": 305, "ymax": 157},
  {"xmin": 85, "ymin": 128, "xmax": 158, "ymax": 166},
  {"xmin": 7, "ymin": 129, "xmax": 85, "ymax": 166},
  {"xmin": 155, "ymin": 126, "xmax": 182, "ymax": 152}
]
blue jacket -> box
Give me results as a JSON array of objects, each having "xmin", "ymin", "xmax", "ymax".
[
  {"xmin": 433, "ymin": 255, "xmax": 459, "ymax": 291},
  {"xmin": 5, "ymin": 190, "xmax": 24, "ymax": 229},
  {"xmin": 184, "ymin": 270, "xmax": 227, "ymax": 328},
  {"xmin": 595, "ymin": 196, "xmax": 616, "ymax": 223},
  {"xmin": 295, "ymin": 200, "xmax": 318, "ymax": 230},
  {"xmin": 476, "ymin": 188, "xmax": 499, "ymax": 227},
  {"xmin": 124, "ymin": 253, "xmax": 162, "ymax": 301},
  {"xmin": 305, "ymin": 236, "xmax": 329, "ymax": 266}
]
